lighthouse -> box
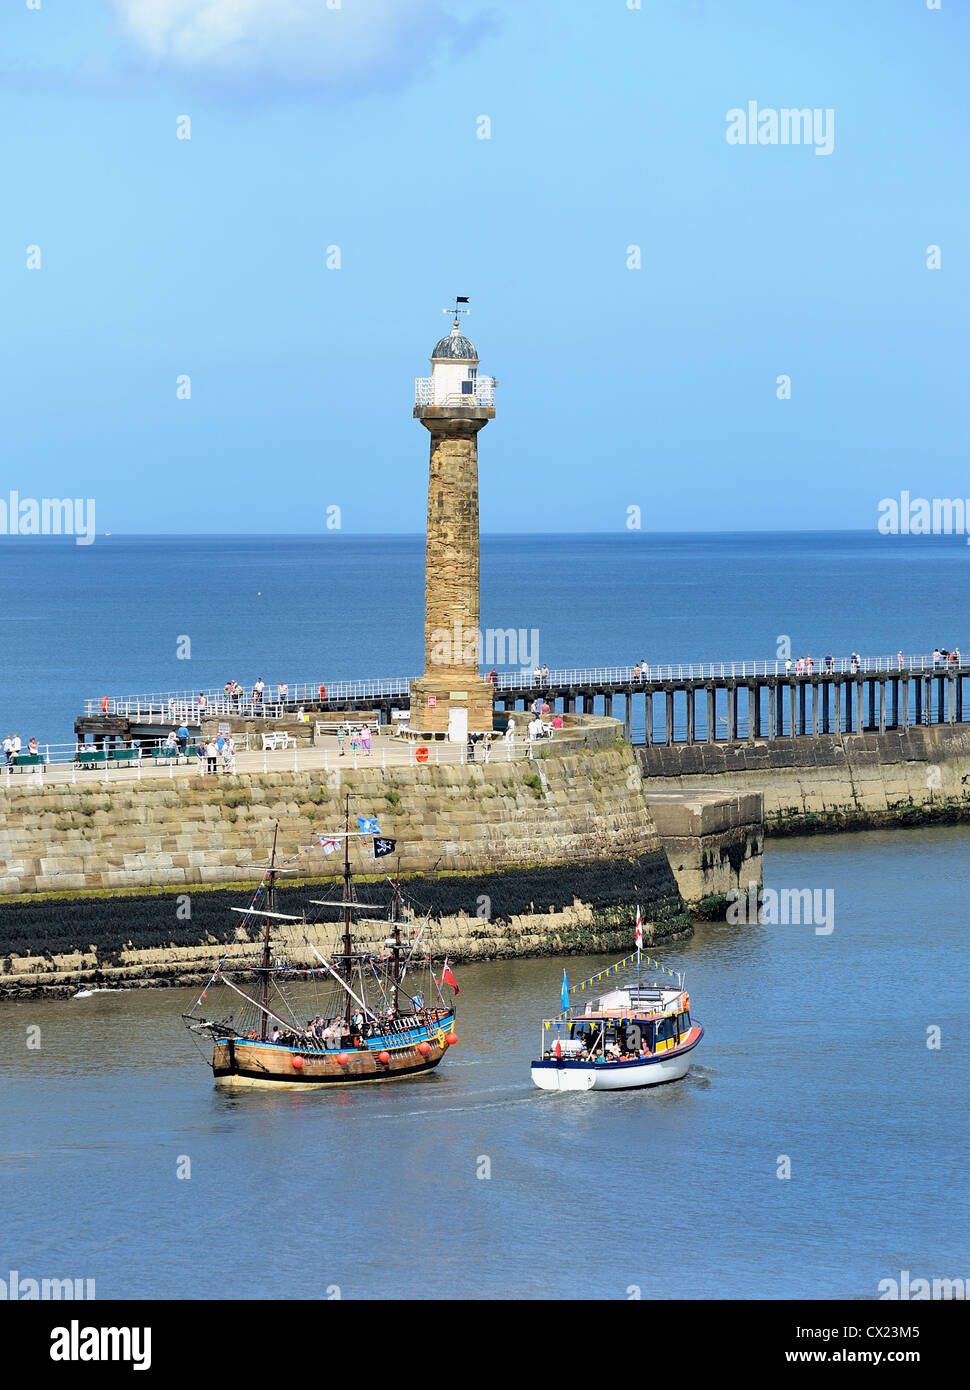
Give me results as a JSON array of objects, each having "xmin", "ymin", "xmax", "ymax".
[{"xmin": 410, "ymin": 302, "xmax": 497, "ymax": 741}]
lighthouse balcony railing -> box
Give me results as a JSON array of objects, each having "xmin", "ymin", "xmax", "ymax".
[{"xmin": 414, "ymin": 377, "xmax": 495, "ymax": 408}]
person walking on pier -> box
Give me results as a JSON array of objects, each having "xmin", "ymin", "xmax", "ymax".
[
  {"xmin": 361, "ymin": 724, "xmax": 371, "ymax": 756},
  {"xmin": 221, "ymin": 737, "xmax": 236, "ymax": 774},
  {"xmin": 504, "ymin": 717, "xmax": 515, "ymax": 749},
  {"xmin": 337, "ymin": 725, "xmax": 346, "ymax": 756},
  {"xmin": 932, "ymin": 648, "xmax": 941, "ymax": 668},
  {"xmin": 176, "ymin": 723, "xmax": 189, "ymax": 753},
  {"xmin": 897, "ymin": 650, "xmax": 904, "ymax": 670},
  {"xmin": 205, "ymin": 739, "xmax": 218, "ymax": 776}
]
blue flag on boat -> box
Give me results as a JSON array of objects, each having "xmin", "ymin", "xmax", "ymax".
[
  {"xmin": 561, "ymin": 969, "xmax": 570, "ymax": 1012},
  {"xmin": 356, "ymin": 816, "xmax": 380, "ymax": 835}
]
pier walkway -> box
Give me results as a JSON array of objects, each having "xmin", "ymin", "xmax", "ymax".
[
  {"xmin": 3, "ymin": 729, "xmax": 541, "ymax": 791},
  {"xmin": 76, "ymin": 650, "xmax": 970, "ymax": 747}
]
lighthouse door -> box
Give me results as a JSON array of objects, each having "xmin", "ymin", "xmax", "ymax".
[{"xmin": 447, "ymin": 706, "xmax": 468, "ymax": 744}]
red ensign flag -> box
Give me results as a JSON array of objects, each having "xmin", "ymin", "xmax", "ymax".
[{"xmin": 442, "ymin": 960, "xmax": 460, "ymax": 995}]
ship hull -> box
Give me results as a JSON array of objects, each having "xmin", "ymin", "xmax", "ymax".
[
  {"xmin": 531, "ymin": 1027, "xmax": 703, "ymax": 1092},
  {"xmin": 212, "ymin": 1013, "xmax": 455, "ymax": 1089}
]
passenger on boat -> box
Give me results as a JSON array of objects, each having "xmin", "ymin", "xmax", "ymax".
[{"xmin": 271, "ymin": 1027, "xmax": 282, "ymax": 1042}]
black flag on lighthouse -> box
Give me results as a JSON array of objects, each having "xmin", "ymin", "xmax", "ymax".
[{"xmin": 373, "ymin": 837, "xmax": 397, "ymax": 859}]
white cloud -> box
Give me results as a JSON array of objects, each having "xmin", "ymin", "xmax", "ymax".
[{"xmin": 110, "ymin": 0, "xmax": 493, "ymax": 93}]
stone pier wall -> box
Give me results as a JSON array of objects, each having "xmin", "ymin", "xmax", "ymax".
[
  {"xmin": 0, "ymin": 730, "xmax": 694, "ymax": 996},
  {"xmin": 637, "ymin": 725, "xmax": 970, "ymax": 833}
]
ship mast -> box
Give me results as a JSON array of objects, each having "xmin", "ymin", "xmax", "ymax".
[
  {"xmin": 343, "ymin": 794, "xmax": 353, "ymax": 1025},
  {"xmin": 391, "ymin": 879, "xmax": 402, "ymax": 1014},
  {"xmin": 260, "ymin": 821, "xmax": 279, "ymax": 1042}
]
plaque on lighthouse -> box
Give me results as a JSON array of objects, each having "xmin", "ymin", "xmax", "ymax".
[{"xmin": 410, "ymin": 302, "xmax": 496, "ymax": 740}]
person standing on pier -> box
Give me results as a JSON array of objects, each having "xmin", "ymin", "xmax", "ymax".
[
  {"xmin": 177, "ymin": 723, "xmax": 189, "ymax": 753},
  {"xmin": 897, "ymin": 651, "xmax": 904, "ymax": 670},
  {"xmin": 361, "ymin": 724, "xmax": 371, "ymax": 756},
  {"xmin": 253, "ymin": 677, "xmax": 264, "ymax": 708},
  {"xmin": 337, "ymin": 725, "xmax": 346, "ymax": 756}
]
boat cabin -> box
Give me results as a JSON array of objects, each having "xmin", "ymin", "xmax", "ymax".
[{"xmin": 554, "ymin": 984, "xmax": 693, "ymax": 1061}]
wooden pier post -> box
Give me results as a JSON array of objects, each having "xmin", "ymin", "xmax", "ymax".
[
  {"xmin": 727, "ymin": 685, "xmax": 738, "ymax": 741},
  {"xmin": 644, "ymin": 692, "xmax": 653, "ymax": 746},
  {"xmin": 686, "ymin": 687, "xmax": 695, "ymax": 744},
  {"xmin": 665, "ymin": 689, "xmax": 675, "ymax": 746},
  {"xmin": 768, "ymin": 683, "xmax": 776, "ymax": 739},
  {"xmin": 706, "ymin": 686, "xmax": 715, "ymax": 743}
]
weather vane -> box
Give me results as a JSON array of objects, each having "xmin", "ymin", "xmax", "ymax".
[{"xmin": 443, "ymin": 296, "xmax": 470, "ymax": 326}]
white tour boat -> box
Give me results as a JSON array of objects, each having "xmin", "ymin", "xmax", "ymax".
[{"xmin": 531, "ymin": 940, "xmax": 703, "ymax": 1092}]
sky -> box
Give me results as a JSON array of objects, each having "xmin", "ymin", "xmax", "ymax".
[{"xmin": 1, "ymin": 0, "xmax": 968, "ymax": 534}]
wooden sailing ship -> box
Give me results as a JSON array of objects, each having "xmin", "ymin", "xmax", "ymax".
[{"xmin": 182, "ymin": 801, "xmax": 458, "ymax": 1088}]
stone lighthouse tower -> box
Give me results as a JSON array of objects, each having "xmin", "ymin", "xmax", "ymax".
[{"xmin": 410, "ymin": 303, "xmax": 496, "ymax": 740}]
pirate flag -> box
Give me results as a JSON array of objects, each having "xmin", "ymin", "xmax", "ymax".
[{"xmin": 373, "ymin": 837, "xmax": 397, "ymax": 859}]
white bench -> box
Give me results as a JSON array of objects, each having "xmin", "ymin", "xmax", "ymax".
[{"xmin": 261, "ymin": 731, "xmax": 296, "ymax": 751}]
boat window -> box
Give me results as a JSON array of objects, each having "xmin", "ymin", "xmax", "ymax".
[
  {"xmin": 657, "ymin": 1017, "xmax": 675, "ymax": 1042},
  {"xmin": 677, "ymin": 1011, "xmax": 690, "ymax": 1032}
]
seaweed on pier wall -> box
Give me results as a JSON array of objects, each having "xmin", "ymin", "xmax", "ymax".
[{"xmin": 767, "ymin": 796, "xmax": 970, "ymax": 836}]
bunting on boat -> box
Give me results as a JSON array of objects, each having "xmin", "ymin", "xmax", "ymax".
[{"xmin": 565, "ymin": 952, "xmax": 682, "ymax": 997}]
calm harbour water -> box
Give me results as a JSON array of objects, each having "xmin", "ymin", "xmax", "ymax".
[
  {"xmin": 1, "ymin": 532, "xmax": 969, "ymax": 1298},
  {"xmin": 2, "ymin": 826, "xmax": 968, "ymax": 1301}
]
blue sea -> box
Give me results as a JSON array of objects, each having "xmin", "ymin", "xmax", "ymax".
[
  {"xmin": 1, "ymin": 530, "xmax": 969, "ymax": 746},
  {"xmin": 2, "ymin": 531, "xmax": 970, "ymax": 1300}
]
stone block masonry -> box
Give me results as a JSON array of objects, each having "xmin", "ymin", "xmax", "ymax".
[
  {"xmin": 637, "ymin": 724, "xmax": 970, "ymax": 833},
  {"xmin": 0, "ymin": 730, "xmax": 701, "ymax": 996}
]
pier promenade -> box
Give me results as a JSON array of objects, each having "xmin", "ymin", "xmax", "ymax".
[{"xmin": 75, "ymin": 649, "xmax": 970, "ymax": 748}]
